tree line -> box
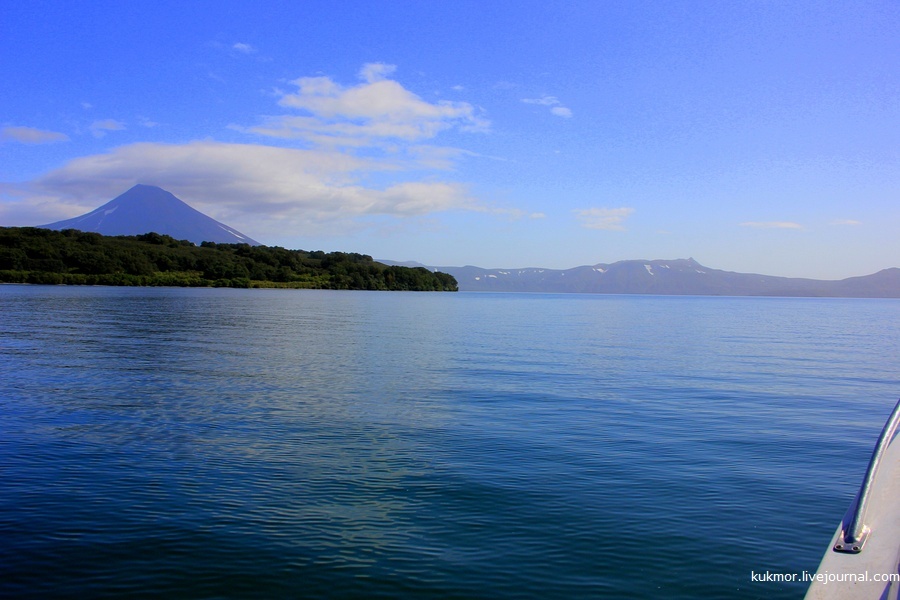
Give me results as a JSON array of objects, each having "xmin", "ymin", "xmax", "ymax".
[{"xmin": 0, "ymin": 227, "xmax": 457, "ymax": 291}]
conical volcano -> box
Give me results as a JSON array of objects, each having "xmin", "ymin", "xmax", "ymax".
[{"xmin": 39, "ymin": 184, "xmax": 260, "ymax": 245}]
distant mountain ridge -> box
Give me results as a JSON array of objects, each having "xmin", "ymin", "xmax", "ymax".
[
  {"xmin": 379, "ymin": 258, "xmax": 900, "ymax": 298},
  {"xmin": 39, "ymin": 184, "xmax": 259, "ymax": 246}
]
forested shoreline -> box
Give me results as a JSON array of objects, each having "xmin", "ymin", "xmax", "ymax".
[{"xmin": 0, "ymin": 227, "xmax": 457, "ymax": 291}]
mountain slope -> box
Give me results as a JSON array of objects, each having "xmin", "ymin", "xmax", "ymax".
[
  {"xmin": 39, "ymin": 184, "xmax": 259, "ymax": 245},
  {"xmin": 380, "ymin": 258, "xmax": 900, "ymax": 298}
]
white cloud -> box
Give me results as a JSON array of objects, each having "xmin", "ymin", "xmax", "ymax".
[
  {"xmin": 404, "ymin": 145, "xmax": 472, "ymax": 170},
  {"xmin": 359, "ymin": 62, "xmax": 396, "ymax": 83},
  {"xmin": 89, "ymin": 119, "xmax": 126, "ymax": 137},
  {"xmin": 522, "ymin": 95, "xmax": 573, "ymax": 118},
  {"xmin": 251, "ymin": 64, "xmax": 488, "ymax": 146},
  {"xmin": 7, "ymin": 64, "xmax": 516, "ymax": 241},
  {"xmin": 232, "ymin": 42, "xmax": 256, "ymax": 54},
  {"xmin": 1, "ymin": 126, "xmax": 70, "ymax": 144},
  {"xmin": 475, "ymin": 206, "xmax": 547, "ymax": 220},
  {"xmin": 0, "ymin": 184, "xmax": 91, "ymax": 225},
  {"xmin": 365, "ymin": 181, "xmax": 473, "ymax": 215},
  {"xmin": 831, "ymin": 219, "xmax": 861, "ymax": 226},
  {"xmin": 575, "ymin": 207, "xmax": 634, "ymax": 231},
  {"xmin": 740, "ymin": 221, "xmax": 803, "ymax": 229},
  {"xmin": 522, "ymin": 95, "xmax": 561, "ymax": 106},
  {"xmin": 241, "ymin": 114, "xmax": 460, "ymax": 146},
  {"xmin": 26, "ymin": 141, "xmax": 478, "ymax": 237}
]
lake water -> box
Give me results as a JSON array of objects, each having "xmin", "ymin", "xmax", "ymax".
[{"xmin": 1, "ymin": 285, "xmax": 898, "ymax": 599}]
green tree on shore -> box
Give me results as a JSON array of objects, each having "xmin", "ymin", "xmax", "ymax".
[{"xmin": 0, "ymin": 227, "xmax": 457, "ymax": 292}]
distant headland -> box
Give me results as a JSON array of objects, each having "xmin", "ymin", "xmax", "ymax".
[
  {"xmin": 0, "ymin": 228, "xmax": 457, "ymax": 291},
  {"xmin": 379, "ymin": 259, "xmax": 900, "ymax": 298},
  {"xmin": 14, "ymin": 184, "xmax": 899, "ymax": 297},
  {"xmin": 2, "ymin": 184, "xmax": 455, "ymax": 290}
]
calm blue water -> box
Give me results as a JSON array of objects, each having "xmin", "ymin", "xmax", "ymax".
[{"xmin": 1, "ymin": 286, "xmax": 898, "ymax": 599}]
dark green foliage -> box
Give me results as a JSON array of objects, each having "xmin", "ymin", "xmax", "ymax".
[{"xmin": 0, "ymin": 227, "xmax": 457, "ymax": 291}]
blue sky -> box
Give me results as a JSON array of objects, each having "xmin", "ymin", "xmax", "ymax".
[{"xmin": 1, "ymin": 1, "xmax": 897, "ymax": 279}]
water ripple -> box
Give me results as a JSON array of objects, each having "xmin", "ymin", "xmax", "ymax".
[{"xmin": 1, "ymin": 287, "xmax": 898, "ymax": 598}]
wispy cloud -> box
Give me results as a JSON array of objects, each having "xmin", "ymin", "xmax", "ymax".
[
  {"xmin": 12, "ymin": 64, "xmax": 517, "ymax": 239},
  {"xmin": 522, "ymin": 95, "xmax": 561, "ymax": 106},
  {"xmin": 232, "ymin": 42, "xmax": 256, "ymax": 54},
  {"xmin": 522, "ymin": 95, "xmax": 573, "ymax": 118},
  {"xmin": 830, "ymin": 219, "xmax": 862, "ymax": 226},
  {"xmin": 740, "ymin": 221, "xmax": 803, "ymax": 229},
  {"xmin": 575, "ymin": 207, "xmax": 634, "ymax": 230},
  {"xmin": 27, "ymin": 141, "xmax": 479, "ymax": 236},
  {"xmin": 242, "ymin": 63, "xmax": 489, "ymax": 146},
  {"xmin": 1, "ymin": 126, "xmax": 70, "ymax": 144},
  {"xmin": 89, "ymin": 119, "xmax": 126, "ymax": 138},
  {"xmin": 358, "ymin": 62, "xmax": 395, "ymax": 83},
  {"xmin": 475, "ymin": 206, "xmax": 547, "ymax": 220}
]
